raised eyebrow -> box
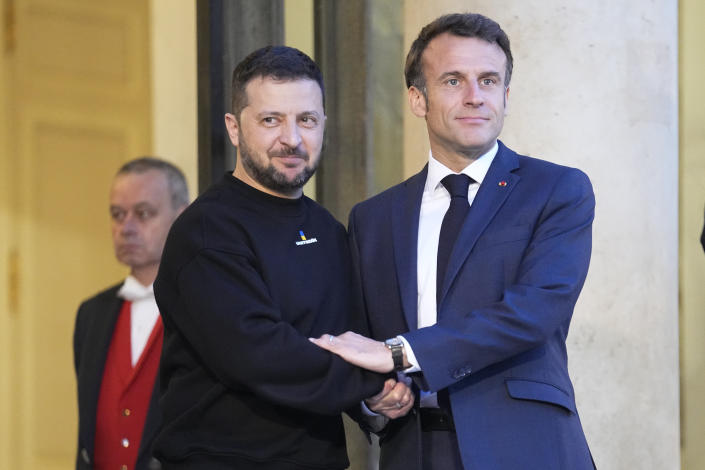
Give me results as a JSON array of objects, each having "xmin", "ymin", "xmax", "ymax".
[
  {"xmin": 133, "ymin": 202, "xmax": 156, "ymax": 211},
  {"xmin": 299, "ymin": 111, "xmax": 322, "ymax": 119},
  {"xmin": 256, "ymin": 111, "xmax": 283, "ymax": 119},
  {"xmin": 437, "ymin": 71, "xmax": 464, "ymax": 82},
  {"xmin": 478, "ymin": 71, "xmax": 502, "ymax": 81},
  {"xmin": 255, "ymin": 111, "xmax": 322, "ymax": 119}
]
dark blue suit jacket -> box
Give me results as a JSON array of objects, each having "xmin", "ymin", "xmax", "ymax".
[{"xmin": 349, "ymin": 142, "xmax": 595, "ymax": 470}]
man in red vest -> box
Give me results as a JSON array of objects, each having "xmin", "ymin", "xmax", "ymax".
[{"xmin": 73, "ymin": 157, "xmax": 189, "ymax": 470}]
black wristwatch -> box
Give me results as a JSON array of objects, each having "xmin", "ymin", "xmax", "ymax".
[{"xmin": 384, "ymin": 337, "xmax": 406, "ymax": 371}]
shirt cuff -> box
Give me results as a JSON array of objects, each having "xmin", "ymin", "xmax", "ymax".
[
  {"xmin": 398, "ymin": 335, "xmax": 421, "ymax": 373},
  {"xmin": 361, "ymin": 399, "xmax": 379, "ymax": 417},
  {"xmin": 360, "ymin": 401, "xmax": 389, "ymax": 432}
]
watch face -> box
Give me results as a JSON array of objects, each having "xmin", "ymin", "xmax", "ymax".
[{"xmin": 385, "ymin": 338, "xmax": 402, "ymax": 347}]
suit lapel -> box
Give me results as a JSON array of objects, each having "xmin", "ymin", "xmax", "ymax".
[
  {"xmin": 392, "ymin": 166, "xmax": 427, "ymax": 331},
  {"xmin": 80, "ymin": 288, "xmax": 123, "ymax": 457},
  {"xmin": 439, "ymin": 143, "xmax": 521, "ymax": 305}
]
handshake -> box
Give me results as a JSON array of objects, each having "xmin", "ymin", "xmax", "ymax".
[{"xmin": 310, "ymin": 331, "xmax": 415, "ymax": 419}]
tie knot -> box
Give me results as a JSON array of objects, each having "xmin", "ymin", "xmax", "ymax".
[{"xmin": 441, "ymin": 174, "xmax": 472, "ymax": 199}]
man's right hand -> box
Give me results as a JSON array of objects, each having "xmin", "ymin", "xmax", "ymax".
[{"xmin": 365, "ymin": 378, "xmax": 414, "ymax": 419}]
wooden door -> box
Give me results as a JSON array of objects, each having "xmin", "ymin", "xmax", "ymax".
[{"xmin": 1, "ymin": 1, "xmax": 151, "ymax": 468}]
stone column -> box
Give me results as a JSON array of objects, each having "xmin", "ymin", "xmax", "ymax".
[
  {"xmin": 314, "ymin": 0, "xmax": 404, "ymax": 223},
  {"xmin": 680, "ymin": 0, "xmax": 705, "ymax": 468}
]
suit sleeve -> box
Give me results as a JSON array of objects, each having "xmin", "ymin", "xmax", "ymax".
[
  {"xmin": 73, "ymin": 305, "xmax": 84, "ymax": 375},
  {"xmin": 72, "ymin": 304, "xmax": 84, "ymax": 470},
  {"xmin": 161, "ymin": 246, "xmax": 385, "ymax": 415},
  {"xmin": 403, "ymin": 168, "xmax": 595, "ymax": 392}
]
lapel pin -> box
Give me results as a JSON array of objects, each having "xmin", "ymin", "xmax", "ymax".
[{"xmin": 498, "ymin": 181, "xmax": 507, "ymax": 187}]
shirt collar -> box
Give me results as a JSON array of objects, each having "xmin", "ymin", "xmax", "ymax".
[
  {"xmin": 117, "ymin": 275, "xmax": 154, "ymax": 301},
  {"xmin": 425, "ymin": 141, "xmax": 498, "ymax": 193}
]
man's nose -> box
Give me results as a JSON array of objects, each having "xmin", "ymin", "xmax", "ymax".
[
  {"xmin": 120, "ymin": 213, "xmax": 138, "ymax": 234},
  {"xmin": 279, "ymin": 121, "xmax": 302, "ymax": 148},
  {"xmin": 464, "ymin": 82, "xmax": 483, "ymax": 107}
]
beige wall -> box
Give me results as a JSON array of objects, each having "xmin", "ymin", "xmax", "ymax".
[
  {"xmin": 404, "ymin": 1, "xmax": 680, "ymax": 468},
  {"xmin": 2, "ymin": 1, "xmax": 152, "ymax": 467},
  {"xmin": 149, "ymin": 0, "xmax": 198, "ymax": 199},
  {"xmin": 1, "ymin": 5, "xmax": 12, "ymax": 469},
  {"xmin": 680, "ymin": 0, "xmax": 705, "ymax": 468}
]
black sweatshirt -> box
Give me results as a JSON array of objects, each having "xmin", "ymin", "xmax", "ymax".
[{"xmin": 153, "ymin": 174, "xmax": 385, "ymax": 469}]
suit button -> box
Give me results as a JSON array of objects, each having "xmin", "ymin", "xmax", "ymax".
[
  {"xmin": 121, "ymin": 437, "xmax": 130, "ymax": 448},
  {"xmin": 80, "ymin": 448, "xmax": 90, "ymax": 463},
  {"xmin": 121, "ymin": 466, "xmax": 128, "ymax": 470},
  {"xmin": 122, "ymin": 408, "xmax": 131, "ymax": 417}
]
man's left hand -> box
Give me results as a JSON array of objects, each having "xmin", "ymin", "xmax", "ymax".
[{"xmin": 310, "ymin": 331, "xmax": 394, "ymax": 373}]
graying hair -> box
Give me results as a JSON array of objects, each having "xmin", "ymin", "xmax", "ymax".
[{"xmin": 116, "ymin": 157, "xmax": 189, "ymax": 209}]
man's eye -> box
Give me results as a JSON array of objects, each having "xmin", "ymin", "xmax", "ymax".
[
  {"xmin": 110, "ymin": 210, "xmax": 125, "ymax": 222},
  {"xmin": 300, "ymin": 116, "xmax": 318, "ymax": 128},
  {"xmin": 447, "ymin": 78, "xmax": 459, "ymax": 86},
  {"xmin": 136, "ymin": 209, "xmax": 155, "ymax": 220},
  {"xmin": 482, "ymin": 78, "xmax": 496, "ymax": 86},
  {"xmin": 262, "ymin": 117, "xmax": 278, "ymax": 125}
]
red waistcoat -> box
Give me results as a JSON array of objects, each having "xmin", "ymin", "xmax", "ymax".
[{"xmin": 94, "ymin": 300, "xmax": 163, "ymax": 470}]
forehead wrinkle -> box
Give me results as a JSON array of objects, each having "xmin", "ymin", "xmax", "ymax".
[
  {"xmin": 110, "ymin": 200, "xmax": 158, "ymax": 210},
  {"xmin": 255, "ymin": 110, "xmax": 323, "ymax": 119},
  {"xmin": 424, "ymin": 35, "xmax": 507, "ymax": 78}
]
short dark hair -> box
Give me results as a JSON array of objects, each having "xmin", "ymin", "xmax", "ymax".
[
  {"xmin": 230, "ymin": 45, "xmax": 325, "ymax": 121},
  {"xmin": 404, "ymin": 13, "xmax": 513, "ymax": 92},
  {"xmin": 116, "ymin": 157, "xmax": 189, "ymax": 209}
]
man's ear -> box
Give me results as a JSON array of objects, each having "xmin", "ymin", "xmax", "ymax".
[
  {"xmin": 224, "ymin": 113, "xmax": 240, "ymax": 147},
  {"xmin": 408, "ymin": 86, "xmax": 428, "ymax": 118},
  {"xmin": 504, "ymin": 86, "xmax": 510, "ymax": 116}
]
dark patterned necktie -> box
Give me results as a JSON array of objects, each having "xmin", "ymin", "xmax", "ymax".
[{"xmin": 436, "ymin": 174, "xmax": 473, "ymax": 306}]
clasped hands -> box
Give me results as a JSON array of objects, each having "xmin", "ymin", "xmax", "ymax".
[{"xmin": 310, "ymin": 331, "xmax": 414, "ymax": 419}]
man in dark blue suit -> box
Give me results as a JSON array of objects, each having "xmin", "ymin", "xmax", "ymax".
[{"xmin": 311, "ymin": 12, "xmax": 595, "ymax": 470}]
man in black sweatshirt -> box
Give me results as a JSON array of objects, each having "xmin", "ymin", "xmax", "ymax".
[{"xmin": 153, "ymin": 46, "xmax": 413, "ymax": 470}]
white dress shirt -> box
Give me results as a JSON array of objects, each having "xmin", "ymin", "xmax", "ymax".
[
  {"xmin": 400, "ymin": 142, "xmax": 498, "ymax": 406},
  {"xmin": 117, "ymin": 275, "xmax": 160, "ymax": 367}
]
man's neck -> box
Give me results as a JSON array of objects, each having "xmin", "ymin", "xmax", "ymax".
[
  {"xmin": 429, "ymin": 141, "xmax": 497, "ymax": 173},
  {"xmin": 130, "ymin": 266, "xmax": 158, "ymax": 287}
]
